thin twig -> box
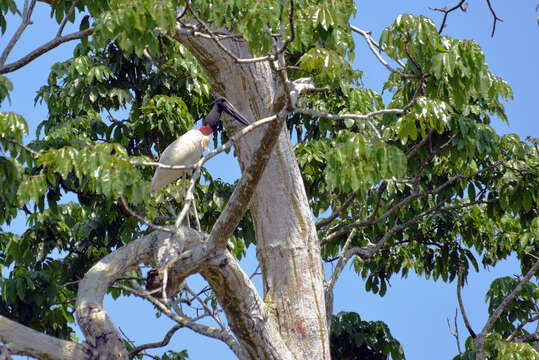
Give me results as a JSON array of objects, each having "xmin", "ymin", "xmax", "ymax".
[
  {"xmin": 447, "ymin": 308, "xmax": 462, "ymax": 354},
  {"xmin": 56, "ymin": 0, "xmax": 79, "ymax": 37},
  {"xmin": 430, "ymin": 0, "xmax": 467, "ymax": 34},
  {"xmin": 485, "ymin": 0, "xmax": 503, "ymax": 37},
  {"xmin": 119, "ymin": 195, "xmax": 173, "ymax": 233},
  {"xmin": 129, "ymin": 325, "xmax": 182, "ymax": 359},
  {"xmin": 316, "ymin": 193, "xmax": 356, "ymax": 229}
]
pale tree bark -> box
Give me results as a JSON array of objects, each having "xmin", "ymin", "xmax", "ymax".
[
  {"xmin": 174, "ymin": 24, "xmax": 330, "ymax": 360},
  {"xmin": 0, "ymin": 315, "xmax": 88, "ymax": 360},
  {"xmin": 0, "ymin": 11, "xmax": 329, "ymax": 360}
]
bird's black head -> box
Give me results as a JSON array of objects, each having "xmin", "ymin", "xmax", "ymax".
[{"xmin": 203, "ymin": 98, "xmax": 250, "ymax": 132}]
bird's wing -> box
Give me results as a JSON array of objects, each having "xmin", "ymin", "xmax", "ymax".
[{"xmin": 150, "ymin": 130, "xmax": 207, "ymax": 193}]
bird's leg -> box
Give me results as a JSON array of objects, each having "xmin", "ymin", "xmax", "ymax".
[
  {"xmin": 182, "ymin": 174, "xmax": 191, "ymax": 228},
  {"xmin": 191, "ymin": 196, "xmax": 201, "ymax": 232}
]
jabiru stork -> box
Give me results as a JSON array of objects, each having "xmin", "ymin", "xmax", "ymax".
[{"xmin": 150, "ymin": 97, "xmax": 250, "ymax": 193}]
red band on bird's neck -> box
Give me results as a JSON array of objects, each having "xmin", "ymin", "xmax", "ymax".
[{"xmin": 198, "ymin": 125, "xmax": 213, "ymax": 136}]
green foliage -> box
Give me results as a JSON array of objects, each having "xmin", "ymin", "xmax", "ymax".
[
  {"xmin": 485, "ymin": 276, "xmax": 539, "ymax": 338},
  {"xmin": 0, "ymin": 75, "xmax": 13, "ymax": 105},
  {"xmin": 93, "ymin": 0, "xmax": 181, "ymax": 58},
  {"xmin": 0, "ymin": 0, "xmax": 18, "ymax": 34},
  {"xmin": 0, "ymin": 2, "xmax": 537, "ymax": 358},
  {"xmin": 331, "ymin": 311, "xmax": 405, "ymax": 360},
  {"xmin": 298, "ymin": 47, "xmax": 362, "ymax": 89},
  {"xmin": 455, "ymin": 333, "xmax": 539, "ymax": 360}
]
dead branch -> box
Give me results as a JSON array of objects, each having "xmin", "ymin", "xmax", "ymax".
[
  {"xmin": 430, "ymin": 0, "xmax": 467, "ymax": 34},
  {"xmin": 457, "ymin": 265, "xmax": 477, "ymax": 338}
]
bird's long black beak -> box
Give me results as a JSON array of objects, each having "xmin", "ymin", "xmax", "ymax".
[{"xmin": 222, "ymin": 100, "xmax": 250, "ymax": 126}]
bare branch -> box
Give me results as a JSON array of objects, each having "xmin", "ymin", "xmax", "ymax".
[
  {"xmin": 76, "ymin": 229, "xmax": 204, "ymax": 358},
  {"xmin": 129, "ymin": 325, "xmax": 182, "ymax": 359},
  {"xmin": 350, "ymin": 25, "xmax": 421, "ymax": 79},
  {"xmin": 457, "ymin": 265, "xmax": 477, "ymax": 338},
  {"xmin": 475, "ymin": 260, "xmax": 539, "ymax": 360},
  {"xmin": 294, "ymin": 65, "xmax": 425, "ymax": 139},
  {"xmin": 0, "ymin": 28, "xmax": 94, "ymax": 74},
  {"xmin": 485, "ymin": 0, "xmax": 503, "ymax": 37},
  {"xmin": 326, "ymin": 229, "xmax": 357, "ymax": 296},
  {"xmin": 430, "ymin": 0, "xmax": 467, "ymax": 34},
  {"xmin": 447, "ymin": 309, "xmax": 462, "ymax": 354},
  {"xmin": 116, "ymin": 282, "xmax": 243, "ymax": 357},
  {"xmin": 56, "ymin": 0, "xmax": 79, "ymax": 37},
  {"xmin": 0, "ymin": 0, "xmax": 37, "ymax": 67}
]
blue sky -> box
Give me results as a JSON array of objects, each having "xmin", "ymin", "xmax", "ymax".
[{"xmin": 1, "ymin": 1, "xmax": 538, "ymax": 359}]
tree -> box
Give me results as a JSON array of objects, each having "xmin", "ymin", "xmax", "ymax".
[{"xmin": 0, "ymin": 0, "xmax": 537, "ymax": 359}]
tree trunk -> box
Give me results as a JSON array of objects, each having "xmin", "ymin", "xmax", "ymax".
[{"xmin": 175, "ymin": 27, "xmax": 330, "ymax": 359}]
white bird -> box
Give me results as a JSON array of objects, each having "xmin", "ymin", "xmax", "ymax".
[{"xmin": 150, "ymin": 98, "xmax": 250, "ymax": 194}]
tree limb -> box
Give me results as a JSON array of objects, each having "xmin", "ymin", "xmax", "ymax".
[
  {"xmin": 0, "ymin": 315, "xmax": 88, "ymax": 360},
  {"xmin": 75, "ymin": 228, "xmax": 205, "ymax": 358},
  {"xmin": 350, "ymin": 25, "xmax": 421, "ymax": 79},
  {"xmin": 0, "ymin": 138, "xmax": 38, "ymax": 155},
  {"xmin": 457, "ymin": 265, "xmax": 477, "ymax": 338},
  {"xmin": 205, "ymin": 108, "xmax": 287, "ymax": 249},
  {"xmin": 0, "ymin": 28, "xmax": 94, "ymax": 74}
]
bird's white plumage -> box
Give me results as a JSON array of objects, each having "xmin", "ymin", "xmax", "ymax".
[{"xmin": 150, "ymin": 129, "xmax": 210, "ymax": 193}]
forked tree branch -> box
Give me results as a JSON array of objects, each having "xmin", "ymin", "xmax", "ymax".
[
  {"xmin": 0, "ymin": 0, "xmax": 37, "ymax": 67},
  {"xmin": 115, "ymin": 282, "xmax": 244, "ymax": 360},
  {"xmin": 350, "ymin": 25, "xmax": 421, "ymax": 79},
  {"xmin": 430, "ymin": 0, "xmax": 467, "ymax": 34},
  {"xmin": 129, "ymin": 324, "xmax": 182, "ymax": 359}
]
